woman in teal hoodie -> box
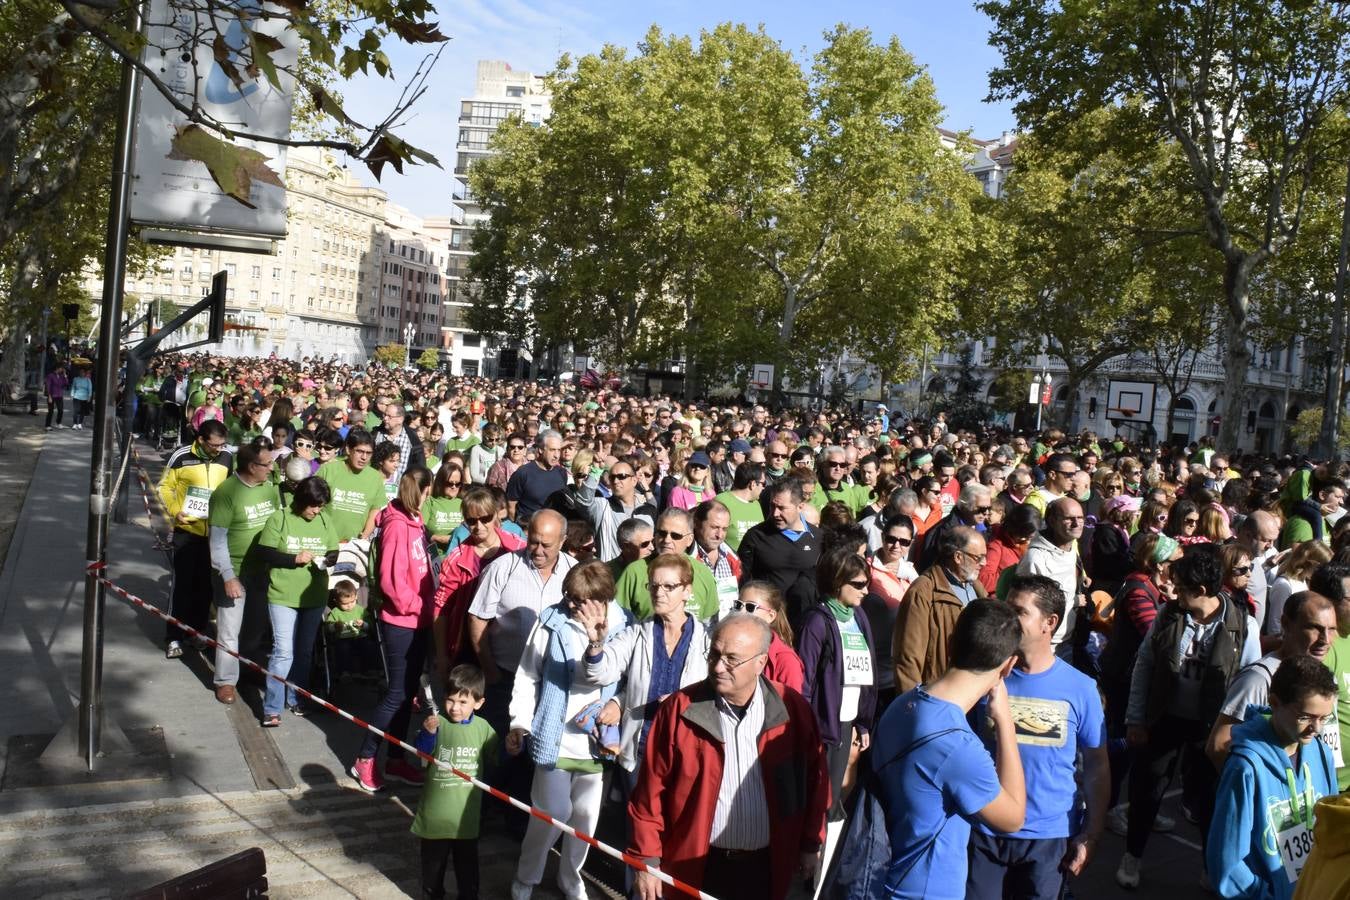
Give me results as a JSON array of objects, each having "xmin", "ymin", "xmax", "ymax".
[{"xmin": 1208, "ymin": 655, "xmax": 1338, "ymax": 900}]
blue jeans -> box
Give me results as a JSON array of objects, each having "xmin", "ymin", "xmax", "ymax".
[
  {"xmin": 264, "ymin": 604, "xmax": 324, "ymax": 716},
  {"xmin": 357, "ymin": 620, "xmax": 428, "ymax": 760}
]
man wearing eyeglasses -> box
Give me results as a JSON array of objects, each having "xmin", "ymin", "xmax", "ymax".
[
  {"xmin": 576, "ymin": 456, "xmax": 657, "ymax": 562},
  {"xmin": 916, "ymin": 483, "xmax": 993, "ymax": 574},
  {"xmin": 1205, "ymin": 592, "xmax": 1337, "ymax": 770},
  {"xmin": 628, "ymin": 614, "xmax": 829, "ymax": 900},
  {"xmin": 373, "ymin": 402, "xmax": 424, "ymax": 482},
  {"xmin": 206, "ymin": 438, "xmax": 280, "ymax": 703},
  {"xmin": 819, "ymin": 446, "xmax": 868, "ymax": 517},
  {"xmin": 1025, "ymin": 454, "xmax": 1079, "ymax": 517},
  {"xmin": 613, "ymin": 508, "xmax": 720, "ymax": 621},
  {"xmin": 158, "ymin": 419, "xmax": 234, "ymax": 659},
  {"xmin": 892, "ymin": 526, "xmax": 988, "ymax": 693},
  {"xmin": 1016, "ymin": 499, "xmax": 1086, "ymax": 650}
]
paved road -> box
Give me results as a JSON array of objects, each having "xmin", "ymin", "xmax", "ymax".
[{"xmin": 0, "ymin": 429, "xmax": 1209, "ymax": 898}]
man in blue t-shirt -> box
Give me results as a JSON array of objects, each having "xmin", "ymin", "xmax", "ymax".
[
  {"xmin": 873, "ymin": 600, "xmax": 1027, "ymax": 900},
  {"xmin": 968, "ymin": 575, "xmax": 1109, "ymax": 900}
]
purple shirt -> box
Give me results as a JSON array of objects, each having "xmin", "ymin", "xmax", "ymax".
[{"xmin": 45, "ymin": 371, "xmax": 68, "ymax": 398}]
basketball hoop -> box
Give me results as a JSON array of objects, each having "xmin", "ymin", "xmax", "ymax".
[{"xmin": 1106, "ymin": 407, "xmax": 1137, "ymax": 419}]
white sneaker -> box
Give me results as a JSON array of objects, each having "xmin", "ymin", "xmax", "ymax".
[
  {"xmin": 509, "ymin": 880, "xmax": 533, "ymax": 900},
  {"xmin": 1107, "ymin": 806, "xmax": 1128, "ymax": 836},
  {"xmin": 1116, "ymin": 852, "xmax": 1142, "ymax": 890},
  {"xmin": 1153, "ymin": 812, "xmax": 1176, "ymax": 833}
]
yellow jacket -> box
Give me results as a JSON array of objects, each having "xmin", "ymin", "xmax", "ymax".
[
  {"xmin": 1293, "ymin": 795, "xmax": 1350, "ymax": 899},
  {"xmin": 157, "ymin": 443, "xmax": 233, "ymax": 537}
]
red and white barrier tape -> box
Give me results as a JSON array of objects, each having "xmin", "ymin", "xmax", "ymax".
[{"xmin": 85, "ymin": 561, "xmax": 717, "ymax": 900}]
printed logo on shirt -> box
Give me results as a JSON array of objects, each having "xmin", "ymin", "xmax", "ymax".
[
  {"xmin": 332, "ymin": 487, "xmax": 369, "ymax": 513},
  {"xmin": 1008, "ymin": 695, "xmax": 1070, "ymax": 748},
  {"xmin": 242, "ymin": 500, "xmax": 276, "ymax": 526}
]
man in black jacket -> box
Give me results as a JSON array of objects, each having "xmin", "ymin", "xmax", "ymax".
[{"xmin": 738, "ymin": 478, "xmax": 820, "ymax": 631}]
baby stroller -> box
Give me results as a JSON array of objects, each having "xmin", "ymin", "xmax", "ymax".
[{"xmin": 316, "ymin": 538, "xmax": 388, "ymax": 696}]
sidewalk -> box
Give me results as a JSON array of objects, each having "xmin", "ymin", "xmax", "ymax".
[{"xmin": 0, "ymin": 430, "xmax": 600, "ymax": 899}]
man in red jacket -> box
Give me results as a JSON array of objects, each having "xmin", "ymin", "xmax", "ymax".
[{"xmin": 629, "ymin": 614, "xmax": 830, "ymax": 900}]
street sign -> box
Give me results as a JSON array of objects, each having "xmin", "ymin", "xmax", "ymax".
[{"xmin": 1029, "ymin": 380, "xmax": 1040, "ymax": 405}]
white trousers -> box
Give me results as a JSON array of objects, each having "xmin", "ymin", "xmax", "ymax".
[{"xmin": 515, "ymin": 763, "xmax": 605, "ymax": 894}]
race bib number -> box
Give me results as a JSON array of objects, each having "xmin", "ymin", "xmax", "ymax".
[
  {"xmin": 841, "ymin": 631, "xmax": 873, "ymax": 687},
  {"xmin": 1279, "ymin": 820, "xmax": 1314, "ymax": 884},
  {"xmin": 1322, "ymin": 721, "xmax": 1344, "ymax": 769},
  {"xmin": 183, "ymin": 486, "xmax": 211, "ymax": 520}
]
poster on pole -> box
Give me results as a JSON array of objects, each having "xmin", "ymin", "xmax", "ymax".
[{"xmin": 130, "ymin": 0, "xmax": 298, "ymax": 238}]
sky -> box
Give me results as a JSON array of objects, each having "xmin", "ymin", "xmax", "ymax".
[{"xmin": 337, "ymin": 1, "xmax": 1014, "ymax": 215}]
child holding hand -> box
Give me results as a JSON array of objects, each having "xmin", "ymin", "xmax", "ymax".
[{"xmin": 411, "ymin": 665, "xmax": 499, "ymax": 900}]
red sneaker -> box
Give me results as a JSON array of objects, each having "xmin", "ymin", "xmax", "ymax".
[
  {"xmin": 384, "ymin": 757, "xmax": 425, "ymax": 786},
  {"xmin": 349, "ymin": 756, "xmax": 385, "ymax": 793}
]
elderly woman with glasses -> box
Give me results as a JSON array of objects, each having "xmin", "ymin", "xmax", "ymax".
[
  {"xmin": 507, "ymin": 560, "xmax": 630, "ymax": 900},
  {"xmin": 578, "ymin": 553, "xmax": 710, "ymax": 780}
]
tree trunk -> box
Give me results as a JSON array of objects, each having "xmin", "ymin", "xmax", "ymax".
[
  {"xmin": 1217, "ymin": 261, "xmax": 1255, "ymax": 452},
  {"xmin": 1319, "ymin": 157, "xmax": 1350, "ymax": 461},
  {"xmin": 772, "ymin": 283, "xmax": 798, "ymax": 403}
]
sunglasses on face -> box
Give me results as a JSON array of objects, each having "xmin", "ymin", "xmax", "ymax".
[
  {"xmin": 654, "ymin": 529, "xmax": 687, "ymax": 541},
  {"xmin": 611, "ymin": 472, "xmax": 634, "ymax": 481},
  {"xmin": 733, "ymin": 600, "xmax": 763, "ymax": 615},
  {"xmin": 845, "ymin": 579, "xmax": 869, "ymax": 591},
  {"xmin": 883, "ymin": 535, "xmax": 912, "ymax": 547},
  {"xmin": 463, "ymin": 515, "xmax": 494, "ymax": 527},
  {"xmin": 1231, "ymin": 565, "xmax": 1253, "ymax": 576},
  {"xmin": 318, "ymin": 444, "xmax": 337, "ymax": 452}
]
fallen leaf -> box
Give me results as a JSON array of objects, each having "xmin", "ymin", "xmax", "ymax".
[{"xmin": 167, "ymin": 124, "xmax": 285, "ymax": 207}]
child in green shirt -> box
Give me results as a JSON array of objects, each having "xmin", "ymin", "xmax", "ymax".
[{"xmin": 412, "ymin": 665, "xmax": 498, "ymax": 900}]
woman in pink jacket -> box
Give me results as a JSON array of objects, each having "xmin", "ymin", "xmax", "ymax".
[
  {"xmin": 430, "ymin": 485, "xmax": 525, "ymax": 679},
  {"xmin": 350, "ymin": 465, "xmax": 435, "ymax": 794}
]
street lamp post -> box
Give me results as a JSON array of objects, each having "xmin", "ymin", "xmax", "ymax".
[
  {"xmin": 404, "ymin": 321, "xmax": 415, "ymax": 368},
  {"xmin": 1030, "ymin": 369, "xmax": 1052, "ymax": 432}
]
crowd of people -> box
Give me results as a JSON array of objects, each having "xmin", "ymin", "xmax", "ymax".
[{"xmin": 138, "ymin": 351, "xmax": 1350, "ymax": 900}]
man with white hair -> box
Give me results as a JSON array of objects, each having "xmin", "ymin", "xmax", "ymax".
[
  {"xmin": 506, "ymin": 429, "xmax": 566, "ymax": 523},
  {"xmin": 373, "ymin": 401, "xmax": 424, "ymax": 481},
  {"xmin": 916, "ymin": 482, "xmax": 993, "ymax": 573}
]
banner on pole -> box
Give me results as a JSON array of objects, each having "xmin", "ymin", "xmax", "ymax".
[{"xmin": 130, "ymin": 0, "xmax": 298, "ymax": 238}]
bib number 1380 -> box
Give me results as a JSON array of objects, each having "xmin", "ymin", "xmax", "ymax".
[{"xmin": 1280, "ymin": 823, "xmax": 1313, "ymax": 884}]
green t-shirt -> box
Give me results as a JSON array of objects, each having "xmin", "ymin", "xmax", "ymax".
[
  {"xmin": 443, "ymin": 434, "xmax": 480, "ymax": 453},
  {"xmin": 715, "ymin": 491, "xmax": 764, "ymax": 551},
  {"xmin": 208, "ymin": 475, "xmax": 281, "ymax": 578},
  {"xmin": 822, "ymin": 482, "xmax": 868, "ymax": 516},
  {"xmin": 258, "ymin": 508, "xmax": 339, "ymax": 608},
  {"xmin": 365, "ymin": 411, "xmax": 382, "ymax": 431},
  {"xmin": 422, "ymin": 496, "xmax": 464, "ymax": 536},
  {"xmin": 316, "ymin": 459, "xmax": 387, "ymax": 541},
  {"xmin": 614, "ymin": 557, "xmax": 719, "ymax": 621},
  {"xmin": 325, "ymin": 604, "xmax": 368, "ymax": 639},
  {"xmin": 411, "ymin": 714, "xmax": 500, "ymax": 840},
  {"xmin": 1324, "ymin": 634, "xmax": 1350, "ymax": 790}
]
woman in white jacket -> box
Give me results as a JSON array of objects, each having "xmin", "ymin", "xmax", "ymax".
[{"xmin": 578, "ymin": 552, "xmax": 711, "ymax": 779}]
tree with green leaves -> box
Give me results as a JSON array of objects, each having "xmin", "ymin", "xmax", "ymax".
[
  {"xmin": 966, "ymin": 111, "xmax": 1183, "ymax": 428},
  {"xmin": 980, "ymin": 0, "xmax": 1350, "ymax": 451},
  {"xmin": 372, "ymin": 343, "xmax": 405, "ymax": 367},
  {"xmin": 469, "ymin": 23, "xmax": 980, "ymax": 397},
  {"xmin": 415, "ymin": 346, "xmax": 439, "ymax": 370}
]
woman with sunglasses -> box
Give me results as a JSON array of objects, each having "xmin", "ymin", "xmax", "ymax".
[
  {"xmin": 798, "ymin": 545, "xmax": 877, "ymax": 819},
  {"xmin": 870, "ymin": 515, "xmax": 919, "ymax": 607},
  {"xmin": 310, "ymin": 428, "xmax": 341, "ymax": 476},
  {"xmin": 431, "ymin": 486, "xmax": 524, "ymax": 679},
  {"xmin": 663, "ymin": 450, "xmax": 713, "ymax": 511},
  {"xmin": 485, "ymin": 431, "xmax": 527, "ymax": 490},
  {"xmin": 735, "ymin": 581, "xmax": 804, "ymax": 693},
  {"xmin": 423, "ymin": 463, "xmax": 467, "ymax": 554},
  {"xmin": 1165, "ymin": 498, "xmax": 1205, "ymax": 545},
  {"xmin": 910, "ymin": 475, "xmax": 944, "ymax": 549}
]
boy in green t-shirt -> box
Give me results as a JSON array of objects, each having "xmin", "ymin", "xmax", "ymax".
[{"xmin": 411, "ymin": 665, "xmax": 498, "ymax": 900}]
